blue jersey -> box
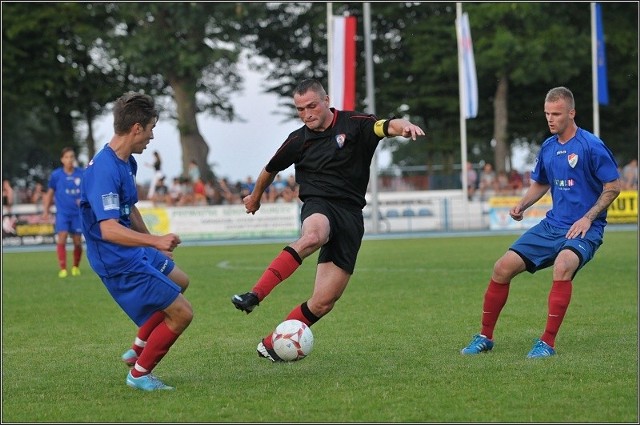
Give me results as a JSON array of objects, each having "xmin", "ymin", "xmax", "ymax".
[
  {"xmin": 80, "ymin": 144, "xmax": 144, "ymax": 278},
  {"xmin": 531, "ymin": 127, "xmax": 619, "ymax": 232},
  {"xmin": 48, "ymin": 166, "xmax": 83, "ymax": 214}
]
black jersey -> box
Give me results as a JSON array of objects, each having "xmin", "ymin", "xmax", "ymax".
[{"xmin": 265, "ymin": 109, "xmax": 382, "ymax": 210}]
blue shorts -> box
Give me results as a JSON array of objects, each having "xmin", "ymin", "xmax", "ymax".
[
  {"xmin": 509, "ymin": 219, "xmax": 603, "ymax": 276},
  {"xmin": 144, "ymin": 247, "xmax": 175, "ymax": 276},
  {"xmin": 55, "ymin": 210, "xmax": 82, "ymax": 235},
  {"xmin": 101, "ymin": 259, "xmax": 181, "ymax": 327}
]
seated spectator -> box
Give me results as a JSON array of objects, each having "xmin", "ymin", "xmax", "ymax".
[
  {"xmin": 151, "ymin": 175, "xmax": 170, "ymax": 206},
  {"xmin": 168, "ymin": 176, "xmax": 183, "ymax": 205},
  {"xmin": 496, "ymin": 171, "xmax": 510, "ymax": 195},
  {"xmin": 218, "ymin": 177, "xmax": 238, "ymax": 204},
  {"xmin": 621, "ymin": 159, "xmax": 638, "ymax": 190},
  {"xmin": 281, "ymin": 174, "xmax": 299, "ymax": 202},
  {"xmin": 193, "ymin": 177, "xmax": 207, "ymax": 206},
  {"xmin": 2, "ymin": 178, "xmax": 14, "ymax": 214},
  {"xmin": 29, "ymin": 181, "xmax": 45, "ymax": 209},
  {"xmin": 461, "ymin": 161, "xmax": 477, "ymax": 201},
  {"xmin": 240, "ymin": 176, "xmax": 256, "ymax": 199},
  {"xmin": 478, "ymin": 163, "xmax": 498, "ymax": 201},
  {"xmin": 177, "ymin": 176, "xmax": 194, "ymax": 206},
  {"xmin": 268, "ymin": 173, "xmax": 287, "ymax": 202},
  {"xmin": 507, "ymin": 169, "xmax": 524, "ymax": 194}
]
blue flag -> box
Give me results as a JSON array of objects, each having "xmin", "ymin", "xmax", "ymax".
[{"xmin": 596, "ymin": 3, "xmax": 609, "ymax": 106}]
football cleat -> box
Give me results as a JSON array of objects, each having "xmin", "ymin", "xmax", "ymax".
[
  {"xmin": 121, "ymin": 348, "xmax": 138, "ymax": 367},
  {"xmin": 231, "ymin": 292, "xmax": 260, "ymax": 314},
  {"xmin": 527, "ymin": 339, "xmax": 556, "ymax": 359},
  {"xmin": 126, "ymin": 371, "xmax": 174, "ymax": 391},
  {"xmin": 58, "ymin": 269, "xmax": 68, "ymax": 278},
  {"xmin": 71, "ymin": 266, "xmax": 81, "ymax": 277},
  {"xmin": 257, "ymin": 340, "xmax": 283, "ymax": 362},
  {"xmin": 460, "ymin": 334, "xmax": 494, "ymax": 355}
]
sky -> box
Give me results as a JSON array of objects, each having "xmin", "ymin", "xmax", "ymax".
[
  {"xmin": 93, "ymin": 64, "xmax": 299, "ymax": 186},
  {"xmin": 91, "ymin": 61, "xmax": 530, "ymax": 187}
]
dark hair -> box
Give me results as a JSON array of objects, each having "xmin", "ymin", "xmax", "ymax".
[
  {"xmin": 61, "ymin": 147, "xmax": 75, "ymax": 157},
  {"xmin": 112, "ymin": 92, "xmax": 158, "ymax": 135},
  {"xmin": 293, "ymin": 79, "xmax": 327, "ymax": 98}
]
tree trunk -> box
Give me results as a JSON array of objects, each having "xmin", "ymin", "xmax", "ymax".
[
  {"xmin": 492, "ymin": 76, "xmax": 509, "ymax": 173},
  {"xmin": 85, "ymin": 110, "xmax": 96, "ymax": 162},
  {"xmin": 170, "ymin": 77, "xmax": 214, "ymax": 182}
]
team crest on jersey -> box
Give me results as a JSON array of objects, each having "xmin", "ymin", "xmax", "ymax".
[
  {"xmin": 335, "ymin": 134, "xmax": 346, "ymax": 149},
  {"xmin": 74, "ymin": 177, "xmax": 81, "ymax": 186},
  {"xmin": 568, "ymin": 153, "xmax": 578, "ymax": 168}
]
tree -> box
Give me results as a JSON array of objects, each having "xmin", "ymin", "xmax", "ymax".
[{"xmin": 104, "ymin": 3, "xmax": 250, "ymax": 183}]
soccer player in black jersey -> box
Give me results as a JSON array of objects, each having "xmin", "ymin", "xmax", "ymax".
[{"xmin": 231, "ymin": 78, "xmax": 426, "ymax": 361}]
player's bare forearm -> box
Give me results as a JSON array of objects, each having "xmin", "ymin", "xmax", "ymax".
[
  {"xmin": 130, "ymin": 206, "xmax": 150, "ymax": 234},
  {"xmin": 583, "ymin": 179, "xmax": 622, "ymax": 222},
  {"xmin": 100, "ymin": 219, "xmax": 179, "ymax": 251},
  {"xmin": 386, "ymin": 119, "xmax": 426, "ymax": 140},
  {"xmin": 518, "ymin": 181, "xmax": 550, "ymax": 211}
]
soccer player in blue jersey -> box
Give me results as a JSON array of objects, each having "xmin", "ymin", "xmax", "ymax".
[
  {"xmin": 80, "ymin": 92, "xmax": 193, "ymax": 390},
  {"xmin": 231, "ymin": 79, "xmax": 426, "ymax": 361},
  {"xmin": 461, "ymin": 86, "xmax": 621, "ymax": 358},
  {"xmin": 42, "ymin": 147, "xmax": 84, "ymax": 278}
]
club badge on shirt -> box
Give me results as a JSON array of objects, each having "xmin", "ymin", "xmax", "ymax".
[
  {"xmin": 335, "ymin": 134, "xmax": 346, "ymax": 149},
  {"xmin": 568, "ymin": 153, "xmax": 578, "ymax": 168}
]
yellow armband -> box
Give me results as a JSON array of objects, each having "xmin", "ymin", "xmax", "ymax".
[{"xmin": 374, "ymin": 119, "xmax": 391, "ymax": 138}]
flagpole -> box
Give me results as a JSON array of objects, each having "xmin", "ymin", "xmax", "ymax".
[
  {"xmin": 456, "ymin": 3, "xmax": 470, "ymax": 228},
  {"xmin": 327, "ymin": 3, "xmax": 334, "ymax": 102},
  {"xmin": 591, "ymin": 2, "xmax": 600, "ymax": 137},
  {"xmin": 363, "ymin": 2, "xmax": 380, "ymax": 234}
]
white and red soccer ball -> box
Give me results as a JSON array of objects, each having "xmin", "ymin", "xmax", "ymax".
[{"xmin": 272, "ymin": 319, "xmax": 314, "ymax": 361}]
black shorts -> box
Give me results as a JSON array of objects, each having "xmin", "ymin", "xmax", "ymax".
[{"xmin": 300, "ymin": 198, "xmax": 365, "ymax": 274}]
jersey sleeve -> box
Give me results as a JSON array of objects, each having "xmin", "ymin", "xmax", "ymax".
[
  {"xmin": 266, "ymin": 130, "xmax": 303, "ymax": 173},
  {"xmin": 84, "ymin": 160, "xmax": 122, "ymax": 223}
]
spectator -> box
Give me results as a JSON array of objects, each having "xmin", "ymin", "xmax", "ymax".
[
  {"xmin": 240, "ymin": 176, "xmax": 256, "ymax": 199},
  {"xmin": 187, "ymin": 160, "xmax": 200, "ymax": 184},
  {"xmin": 496, "ymin": 171, "xmax": 510, "ymax": 195},
  {"xmin": 2, "ymin": 178, "xmax": 14, "ymax": 214},
  {"xmin": 268, "ymin": 173, "xmax": 287, "ymax": 202},
  {"xmin": 30, "ymin": 181, "xmax": 45, "ymax": 209},
  {"xmin": 218, "ymin": 177, "xmax": 237, "ymax": 204},
  {"xmin": 621, "ymin": 159, "xmax": 638, "ymax": 190},
  {"xmin": 508, "ymin": 169, "xmax": 524, "ymax": 195},
  {"xmin": 168, "ymin": 177, "xmax": 182, "ymax": 205},
  {"xmin": 462, "ymin": 161, "xmax": 478, "ymax": 201},
  {"xmin": 151, "ymin": 175, "xmax": 170, "ymax": 206},
  {"xmin": 478, "ymin": 163, "xmax": 498, "ymax": 201},
  {"xmin": 281, "ymin": 174, "xmax": 299, "ymax": 202},
  {"xmin": 146, "ymin": 150, "xmax": 163, "ymax": 200},
  {"xmin": 193, "ymin": 177, "xmax": 207, "ymax": 206}
]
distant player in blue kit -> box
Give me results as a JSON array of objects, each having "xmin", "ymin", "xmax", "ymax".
[
  {"xmin": 231, "ymin": 79, "xmax": 426, "ymax": 361},
  {"xmin": 80, "ymin": 92, "xmax": 193, "ymax": 390},
  {"xmin": 461, "ymin": 86, "xmax": 621, "ymax": 358},
  {"xmin": 42, "ymin": 147, "xmax": 84, "ymax": 278}
]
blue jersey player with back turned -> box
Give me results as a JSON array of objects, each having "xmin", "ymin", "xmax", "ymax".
[{"xmin": 460, "ymin": 86, "xmax": 621, "ymax": 358}]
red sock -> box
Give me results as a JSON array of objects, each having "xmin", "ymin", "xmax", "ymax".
[
  {"xmin": 252, "ymin": 247, "xmax": 302, "ymax": 301},
  {"xmin": 263, "ymin": 302, "xmax": 321, "ymax": 350},
  {"xmin": 131, "ymin": 321, "xmax": 179, "ymax": 377},
  {"xmin": 541, "ymin": 280, "xmax": 572, "ymax": 348},
  {"xmin": 480, "ymin": 279, "xmax": 510, "ymax": 340},
  {"xmin": 132, "ymin": 311, "xmax": 166, "ymax": 356},
  {"xmin": 56, "ymin": 244, "xmax": 67, "ymax": 270},
  {"xmin": 73, "ymin": 245, "xmax": 82, "ymax": 267}
]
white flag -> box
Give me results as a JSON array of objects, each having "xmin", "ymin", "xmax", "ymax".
[{"xmin": 456, "ymin": 12, "xmax": 478, "ymax": 119}]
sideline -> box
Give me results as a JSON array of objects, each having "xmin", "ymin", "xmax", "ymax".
[{"xmin": 2, "ymin": 224, "xmax": 636, "ymax": 254}]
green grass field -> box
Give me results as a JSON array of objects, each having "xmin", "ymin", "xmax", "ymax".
[{"xmin": 2, "ymin": 230, "xmax": 638, "ymax": 422}]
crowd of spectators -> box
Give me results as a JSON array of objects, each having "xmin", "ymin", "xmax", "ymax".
[{"xmin": 146, "ymin": 173, "xmax": 300, "ymax": 207}]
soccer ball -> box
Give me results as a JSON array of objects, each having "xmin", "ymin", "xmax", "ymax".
[{"xmin": 272, "ymin": 319, "xmax": 314, "ymax": 361}]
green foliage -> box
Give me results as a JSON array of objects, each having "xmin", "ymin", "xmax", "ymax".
[
  {"xmin": 2, "ymin": 230, "xmax": 637, "ymax": 422},
  {"xmin": 1, "ymin": 2, "xmax": 637, "ymax": 184}
]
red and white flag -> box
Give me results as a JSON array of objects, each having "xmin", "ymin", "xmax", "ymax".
[{"xmin": 329, "ymin": 15, "xmax": 357, "ymax": 110}]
